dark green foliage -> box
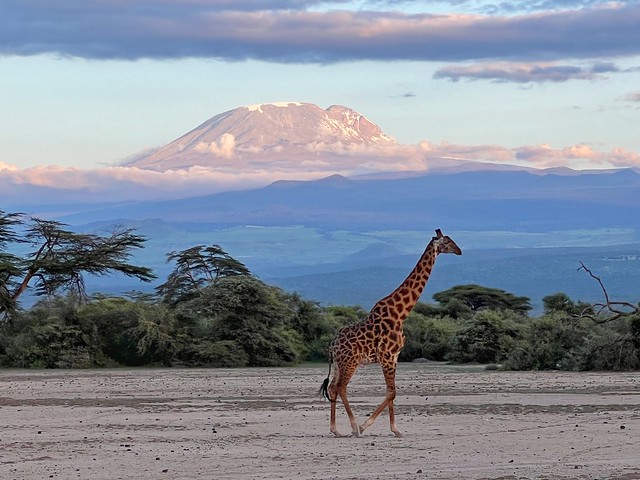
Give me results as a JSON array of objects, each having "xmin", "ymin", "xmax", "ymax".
[
  {"xmin": 447, "ymin": 310, "xmax": 521, "ymax": 364},
  {"xmin": 174, "ymin": 276, "xmax": 303, "ymax": 366},
  {"xmin": 412, "ymin": 302, "xmax": 443, "ymax": 318},
  {"xmin": 79, "ymin": 297, "xmax": 177, "ymax": 366},
  {"xmin": 400, "ymin": 312, "xmax": 459, "ymax": 361},
  {"xmin": 0, "ymin": 294, "xmax": 183, "ymax": 368},
  {"xmin": 542, "ymin": 292, "xmax": 592, "ymax": 316},
  {"xmin": 502, "ymin": 314, "xmax": 586, "ymax": 370},
  {"xmin": 580, "ymin": 331, "xmax": 639, "ymax": 371},
  {"xmin": 433, "ymin": 284, "xmax": 532, "ymax": 315},
  {"xmin": 579, "ymin": 315, "xmax": 640, "ymax": 371},
  {"xmin": 502, "ymin": 312, "xmax": 640, "ymax": 371},
  {"xmin": 0, "ymin": 295, "xmax": 113, "ymax": 368},
  {"xmin": 631, "ymin": 315, "xmax": 640, "ymax": 349},
  {"xmin": 441, "ymin": 297, "xmax": 474, "ymax": 320},
  {"xmin": 174, "ymin": 340, "xmax": 249, "ymax": 368}
]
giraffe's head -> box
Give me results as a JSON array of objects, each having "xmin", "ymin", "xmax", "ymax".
[{"xmin": 432, "ymin": 229, "xmax": 462, "ymax": 255}]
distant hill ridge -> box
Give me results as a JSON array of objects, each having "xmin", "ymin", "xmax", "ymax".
[
  {"xmin": 124, "ymin": 102, "xmax": 396, "ymax": 171},
  {"xmin": 56, "ymin": 168, "xmax": 640, "ymax": 231}
]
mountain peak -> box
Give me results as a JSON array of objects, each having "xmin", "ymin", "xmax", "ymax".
[
  {"xmin": 243, "ymin": 102, "xmax": 305, "ymax": 113},
  {"xmin": 124, "ymin": 102, "xmax": 397, "ymax": 171}
]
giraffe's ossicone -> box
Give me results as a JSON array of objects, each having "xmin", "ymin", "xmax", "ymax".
[{"xmin": 320, "ymin": 228, "xmax": 462, "ymax": 437}]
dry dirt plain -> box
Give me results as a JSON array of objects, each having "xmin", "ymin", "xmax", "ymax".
[{"xmin": 1, "ymin": 363, "xmax": 640, "ymax": 480}]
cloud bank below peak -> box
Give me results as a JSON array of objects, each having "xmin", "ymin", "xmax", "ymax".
[{"xmin": 2, "ymin": 141, "xmax": 640, "ymax": 206}]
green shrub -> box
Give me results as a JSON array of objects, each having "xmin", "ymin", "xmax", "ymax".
[
  {"xmin": 578, "ymin": 316, "xmax": 640, "ymax": 371},
  {"xmin": 448, "ymin": 310, "xmax": 521, "ymax": 364},
  {"xmin": 174, "ymin": 339, "xmax": 249, "ymax": 367},
  {"xmin": 401, "ymin": 313, "xmax": 459, "ymax": 361},
  {"xmin": 502, "ymin": 314, "xmax": 586, "ymax": 370},
  {"xmin": 78, "ymin": 298, "xmax": 177, "ymax": 366},
  {"xmin": 273, "ymin": 326, "xmax": 309, "ymax": 362},
  {"xmin": 0, "ymin": 297, "xmax": 114, "ymax": 368}
]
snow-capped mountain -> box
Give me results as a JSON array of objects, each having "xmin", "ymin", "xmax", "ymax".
[{"xmin": 125, "ymin": 102, "xmax": 397, "ymax": 171}]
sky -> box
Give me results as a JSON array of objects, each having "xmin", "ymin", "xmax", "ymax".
[{"xmin": 1, "ymin": 0, "xmax": 640, "ymax": 201}]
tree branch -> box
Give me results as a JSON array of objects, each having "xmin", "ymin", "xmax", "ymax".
[{"xmin": 577, "ymin": 261, "xmax": 640, "ymax": 323}]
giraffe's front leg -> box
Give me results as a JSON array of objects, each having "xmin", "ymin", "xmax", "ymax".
[
  {"xmin": 360, "ymin": 402, "xmax": 402, "ymax": 437},
  {"xmin": 387, "ymin": 399, "xmax": 403, "ymax": 438},
  {"xmin": 358, "ymin": 398, "xmax": 389, "ymax": 434},
  {"xmin": 360, "ymin": 362, "xmax": 402, "ymax": 436}
]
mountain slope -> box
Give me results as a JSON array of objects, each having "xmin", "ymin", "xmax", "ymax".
[{"xmin": 124, "ymin": 102, "xmax": 397, "ymax": 171}]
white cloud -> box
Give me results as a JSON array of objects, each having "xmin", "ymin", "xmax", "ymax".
[
  {"xmin": 194, "ymin": 133, "xmax": 236, "ymax": 158},
  {"xmin": 0, "ymin": 161, "xmax": 18, "ymax": 171}
]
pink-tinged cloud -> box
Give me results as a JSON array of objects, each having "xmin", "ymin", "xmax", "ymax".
[
  {"xmin": 515, "ymin": 144, "xmax": 640, "ymax": 168},
  {"xmin": 623, "ymin": 91, "xmax": 640, "ymax": 102},
  {"xmin": 1, "ymin": 2, "xmax": 639, "ymax": 62},
  {"xmin": 434, "ymin": 61, "xmax": 618, "ymax": 83},
  {"xmin": 2, "ymin": 141, "xmax": 640, "ymax": 205}
]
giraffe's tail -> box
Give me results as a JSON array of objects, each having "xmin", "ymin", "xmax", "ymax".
[
  {"xmin": 320, "ymin": 376, "xmax": 330, "ymax": 401},
  {"xmin": 319, "ymin": 354, "xmax": 332, "ymax": 401}
]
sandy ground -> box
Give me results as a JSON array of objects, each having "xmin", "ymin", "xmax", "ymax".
[{"xmin": 1, "ymin": 363, "xmax": 640, "ymax": 480}]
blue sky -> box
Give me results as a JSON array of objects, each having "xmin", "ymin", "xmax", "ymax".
[{"xmin": 1, "ymin": 0, "xmax": 640, "ymax": 201}]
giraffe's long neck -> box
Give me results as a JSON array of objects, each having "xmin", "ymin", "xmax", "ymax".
[{"xmin": 375, "ymin": 241, "xmax": 438, "ymax": 322}]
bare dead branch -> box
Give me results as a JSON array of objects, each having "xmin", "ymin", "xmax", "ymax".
[{"xmin": 576, "ymin": 261, "xmax": 640, "ymax": 323}]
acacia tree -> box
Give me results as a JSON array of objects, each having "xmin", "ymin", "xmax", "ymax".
[
  {"xmin": 433, "ymin": 284, "xmax": 532, "ymax": 315},
  {"xmin": 0, "ymin": 210, "xmax": 155, "ymax": 321},
  {"xmin": 156, "ymin": 244, "xmax": 251, "ymax": 305}
]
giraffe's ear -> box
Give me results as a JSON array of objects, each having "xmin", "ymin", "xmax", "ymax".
[{"xmin": 435, "ymin": 229, "xmax": 443, "ymax": 238}]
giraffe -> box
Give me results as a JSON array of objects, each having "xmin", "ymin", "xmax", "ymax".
[{"xmin": 320, "ymin": 229, "xmax": 462, "ymax": 438}]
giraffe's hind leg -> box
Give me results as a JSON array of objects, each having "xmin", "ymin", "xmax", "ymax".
[
  {"xmin": 338, "ymin": 386, "xmax": 360, "ymax": 437},
  {"xmin": 330, "ymin": 364, "xmax": 360, "ymax": 437},
  {"xmin": 328, "ymin": 377, "xmax": 343, "ymax": 437}
]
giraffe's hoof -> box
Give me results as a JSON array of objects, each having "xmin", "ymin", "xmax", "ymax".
[
  {"xmin": 393, "ymin": 431, "xmax": 403, "ymax": 438},
  {"xmin": 351, "ymin": 430, "xmax": 360, "ymax": 438},
  {"xmin": 358, "ymin": 424, "xmax": 365, "ymax": 434},
  {"xmin": 331, "ymin": 430, "xmax": 343, "ymax": 438}
]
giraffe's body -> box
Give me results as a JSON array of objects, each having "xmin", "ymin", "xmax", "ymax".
[{"xmin": 320, "ymin": 229, "xmax": 461, "ymax": 437}]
